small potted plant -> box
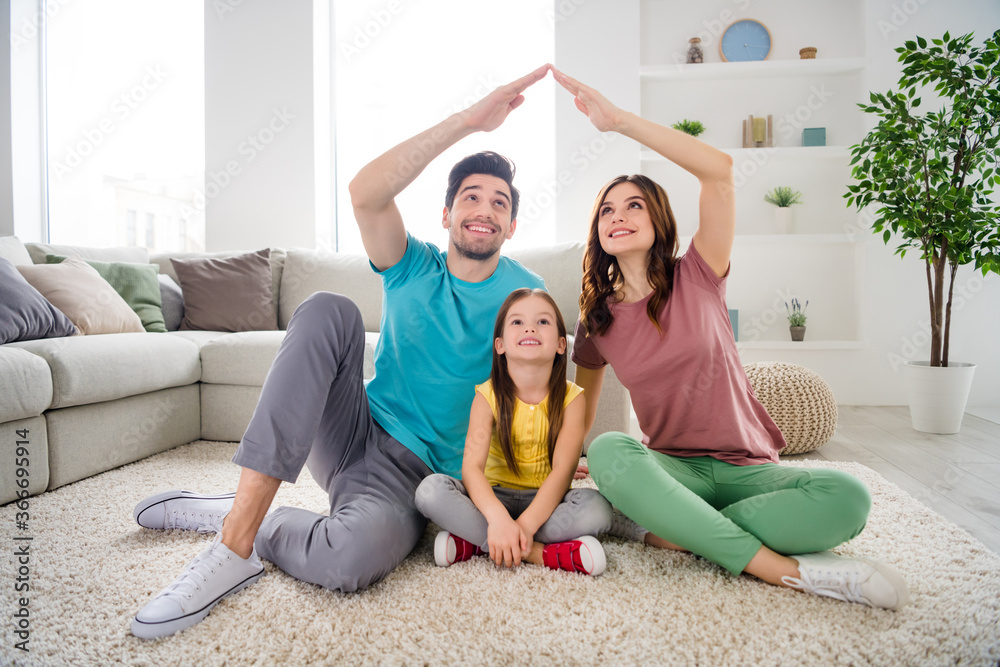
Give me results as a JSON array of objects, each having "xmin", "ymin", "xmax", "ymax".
[
  {"xmin": 671, "ymin": 119, "xmax": 705, "ymax": 137},
  {"xmin": 785, "ymin": 298, "xmax": 808, "ymax": 341},
  {"xmin": 764, "ymin": 186, "xmax": 803, "ymax": 233}
]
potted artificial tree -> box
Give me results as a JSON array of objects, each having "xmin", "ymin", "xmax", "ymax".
[{"xmin": 845, "ymin": 30, "xmax": 1000, "ymax": 433}]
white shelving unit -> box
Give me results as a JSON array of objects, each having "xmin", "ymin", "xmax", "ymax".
[
  {"xmin": 639, "ymin": 56, "xmax": 869, "ymax": 81},
  {"xmin": 638, "ymin": 0, "xmax": 868, "ymax": 348}
]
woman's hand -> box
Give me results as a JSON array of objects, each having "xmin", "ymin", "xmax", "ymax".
[
  {"xmin": 551, "ymin": 66, "xmax": 627, "ymax": 133},
  {"xmin": 459, "ymin": 64, "xmax": 550, "ymax": 133},
  {"xmin": 488, "ymin": 516, "xmax": 529, "ymax": 568}
]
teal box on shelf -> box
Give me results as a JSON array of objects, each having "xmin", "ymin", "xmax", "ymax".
[
  {"xmin": 802, "ymin": 128, "xmax": 826, "ymax": 146},
  {"xmin": 728, "ymin": 309, "xmax": 739, "ymax": 342}
]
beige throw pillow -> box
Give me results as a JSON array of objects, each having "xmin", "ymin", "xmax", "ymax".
[{"xmin": 17, "ymin": 257, "xmax": 145, "ymax": 335}]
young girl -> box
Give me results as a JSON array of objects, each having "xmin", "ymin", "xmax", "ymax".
[
  {"xmin": 415, "ymin": 288, "xmax": 612, "ymax": 576},
  {"xmin": 552, "ymin": 66, "xmax": 910, "ymax": 609}
]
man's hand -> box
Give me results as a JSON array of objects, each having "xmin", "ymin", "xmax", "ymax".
[
  {"xmin": 487, "ymin": 516, "xmax": 529, "ymax": 568},
  {"xmin": 552, "ymin": 66, "xmax": 626, "ymax": 133},
  {"xmin": 460, "ymin": 64, "xmax": 550, "ymax": 133}
]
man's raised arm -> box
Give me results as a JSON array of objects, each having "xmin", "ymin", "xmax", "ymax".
[{"xmin": 348, "ymin": 65, "xmax": 549, "ymax": 272}]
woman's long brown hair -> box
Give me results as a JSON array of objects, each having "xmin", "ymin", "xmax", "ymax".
[
  {"xmin": 578, "ymin": 174, "xmax": 680, "ymax": 337},
  {"xmin": 491, "ymin": 288, "xmax": 568, "ymax": 475}
]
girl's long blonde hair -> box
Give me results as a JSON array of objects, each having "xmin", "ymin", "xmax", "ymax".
[{"xmin": 491, "ymin": 288, "xmax": 568, "ymax": 475}]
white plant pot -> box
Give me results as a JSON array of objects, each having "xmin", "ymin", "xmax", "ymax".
[
  {"xmin": 773, "ymin": 207, "xmax": 793, "ymax": 234},
  {"xmin": 902, "ymin": 361, "xmax": 976, "ymax": 434}
]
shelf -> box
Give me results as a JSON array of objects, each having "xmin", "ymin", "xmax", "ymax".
[
  {"xmin": 640, "ymin": 57, "xmax": 869, "ymax": 81},
  {"xmin": 678, "ymin": 234, "xmax": 859, "ymax": 245},
  {"xmin": 733, "ymin": 233, "xmax": 858, "ymax": 245},
  {"xmin": 736, "ymin": 341, "xmax": 865, "ymax": 350},
  {"xmin": 642, "ymin": 146, "xmax": 850, "ymax": 161}
]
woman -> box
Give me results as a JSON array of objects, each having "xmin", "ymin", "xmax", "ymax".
[{"xmin": 552, "ymin": 66, "xmax": 908, "ymax": 610}]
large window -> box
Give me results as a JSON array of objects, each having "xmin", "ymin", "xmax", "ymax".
[
  {"xmin": 332, "ymin": 1, "xmax": 556, "ymax": 253},
  {"xmin": 45, "ymin": 0, "xmax": 204, "ymax": 252}
]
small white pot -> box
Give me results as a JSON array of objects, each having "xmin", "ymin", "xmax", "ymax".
[
  {"xmin": 902, "ymin": 361, "xmax": 977, "ymax": 434},
  {"xmin": 773, "ymin": 207, "xmax": 793, "ymax": 234}
]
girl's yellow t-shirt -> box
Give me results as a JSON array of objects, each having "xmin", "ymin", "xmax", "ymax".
[{"xmin": 478, "ymin": 379, "xmax": 584, "ymax": 490}]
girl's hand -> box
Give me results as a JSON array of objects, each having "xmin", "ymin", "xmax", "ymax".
[
  {"xmin": 487, "ymin": 516, "xmax": 529, "ymax": 568},
  {"xmin": 459, "ymin": 64, "xmax": 550, "ymax": 133},
  {"xmin": 551, "ymin": 66, "xmax": 626, "ymax": 133}
]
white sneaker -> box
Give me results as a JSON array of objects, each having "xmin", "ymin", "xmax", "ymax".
[
  {"xmin": 785, "ymin": 551, "xmax": 910, "ymax": 610},
  {"xmin": 131, "ymin": 534, "xmax": 264, "ymax": 639},
  {"xmin": 134, "ymin": 490, "xmax": 235, "ymax": 533}
]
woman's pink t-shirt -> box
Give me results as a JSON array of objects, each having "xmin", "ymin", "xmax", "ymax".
[{"xmin": 572, "ymin": 243, "xmax": 785, "ymax": 465}]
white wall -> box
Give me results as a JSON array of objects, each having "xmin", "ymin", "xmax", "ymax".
[
  {"xmin": 0, "ymin": 4, "xmax": 13, "ymax": 237},
  {"xmin": 553, "ymin": 0, "xmax": 999, "ymax": 407},
  {"xmin": 203, "ymin": 0, "xmax": 319, "ymax": 252},
  {"xmin": 856, "ymin": 0, "xmax": 1000, "ymax": 407},
  {"xmin": 553, "ymin": 0, "xmax": 641, "ymax": 242},
  {"xmin": 6, "ymin": 0, "xmax": 46, "ymax": 242}
]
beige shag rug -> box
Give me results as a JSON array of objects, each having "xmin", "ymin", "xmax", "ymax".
[{"xmin": 3, "ymin": 440, "xmax": 1000, "ymax": 666}]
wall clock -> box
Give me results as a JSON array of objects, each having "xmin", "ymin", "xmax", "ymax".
[{"xmin": 719, "ymin": 19, "xmax": 772, "ymax": 62}]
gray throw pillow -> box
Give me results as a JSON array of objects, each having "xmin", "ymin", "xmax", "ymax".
[
  {"xmin": 170, "ymin": 249, "xmax": 277, "ymax": 332},
  {"xmin": 158, "ymin": 273, "xmax": 185, "ymax": 331},
  {"xmin": 0, "ymin": 257, "xmax": 77, "ymax": 344}
]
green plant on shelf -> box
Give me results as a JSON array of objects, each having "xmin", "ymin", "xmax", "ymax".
[
  {"xmin": 785, "ymin": 298, "xmax": 808, "ymax": 326},
  {"xmin": 764, "ymin": 186, "xmax": 803, "ymax": 208},
  {"xmin": 671, "ymin": 119, "xmax": 705, "ymax": 137}
]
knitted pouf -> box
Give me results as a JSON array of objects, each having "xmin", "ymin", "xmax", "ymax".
[{"xmin": 743, "ymin": 362, "xmax": 838, "ymax": 455}]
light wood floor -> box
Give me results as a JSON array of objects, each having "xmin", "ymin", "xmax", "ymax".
[{"xmin": 782, "ymin": 406, "xmax": 1000, "ymax": 556}]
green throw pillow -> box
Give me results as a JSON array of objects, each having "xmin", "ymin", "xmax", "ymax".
[{"xmin": 46, "ymin": 254, "xmax": 167, "ymax": 333}]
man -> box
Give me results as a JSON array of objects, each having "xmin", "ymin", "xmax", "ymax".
[{"xmin": 130, "ymin": 66, "xmax": 552, "ymax": 639}]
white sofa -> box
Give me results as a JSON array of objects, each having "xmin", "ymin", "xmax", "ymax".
[{"xmin": 0, "ymin": 237, "xmax": 630, "ymax": 505}]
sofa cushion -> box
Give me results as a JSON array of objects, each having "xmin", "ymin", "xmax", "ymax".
[
  {"xmin": 172, "ymin": 249, "xmax": 278, "ymax": 332},
  {"xmin": 25, "ymin": 242, "xmax": 149, "ymax": 265},
  {"xmin": 199, "ymin": 330, "xmax": 377, "ymax": 386},
  {"xmin": 17, "ymin": 258, "xmax": 145, "ymax": 335},
  {"xmin": 507, "ymin": 241, "xmax": 585, "ymax": 328},
  {"xmin": 0, "ymin": 347, "xmax": 53, "ymax": 421},
  {"xmin": 158, "ymin": 274, "xmax": 185, "ymax": 331},
  {"xmin": 200, "ymin": 331, "xmax": 286, "ymax": 385},
  {"xmin": 0, "ymin": 236, "xmax": 33, "ymax": 265},
  {"xmin": 46, "ymin": 255, "xmax": 167, "ymax": 333},
  {"xmin": 0, "ymin": 257, "xmax": 78, "ymax": 345},
  {"xmin": 6, "ymin": 333, "xmax": 201, "ymax": 409},
  {"xmin": 279, "ymin": 249, "xmax": 383, "ymax": 331}
]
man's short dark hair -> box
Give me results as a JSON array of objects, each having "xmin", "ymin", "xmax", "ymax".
[{"xmin": 445, "ymin": 151, "xmax": 520, "ymax": 221}]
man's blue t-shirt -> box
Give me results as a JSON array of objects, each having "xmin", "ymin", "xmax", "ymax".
[{"xmin": 366, "ymin": 233, "xmax": 544, "ymax": 478}]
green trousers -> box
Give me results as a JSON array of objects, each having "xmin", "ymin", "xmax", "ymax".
[{"xmin": 587, "ymin": 433, "xmax": 871, "ymax": 575}]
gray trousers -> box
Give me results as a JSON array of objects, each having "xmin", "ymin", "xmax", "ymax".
[
  {"xmin": 415, "ymin": 473, "xmax": 613, "ymax": 550},
  {"xmin": 233, "ymin": 292, "xmax": 432, "ymax": 593}
]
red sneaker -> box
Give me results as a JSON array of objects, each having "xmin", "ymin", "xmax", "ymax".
[
  {"xmin": 434, "ymin": 531, "xmax": 485, "ymax": 567},
  {"xmin": 542, "ymin": 535, "xmax": 606, "ymax": 576}
]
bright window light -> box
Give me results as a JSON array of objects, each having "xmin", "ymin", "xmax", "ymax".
[
  {"xmin": 332, "ymin": 1, "xmax": 556, "ymax": 254},
  {"xmin": 45, "ymin": 0, "xmax": 204, "ymax": 252}
]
